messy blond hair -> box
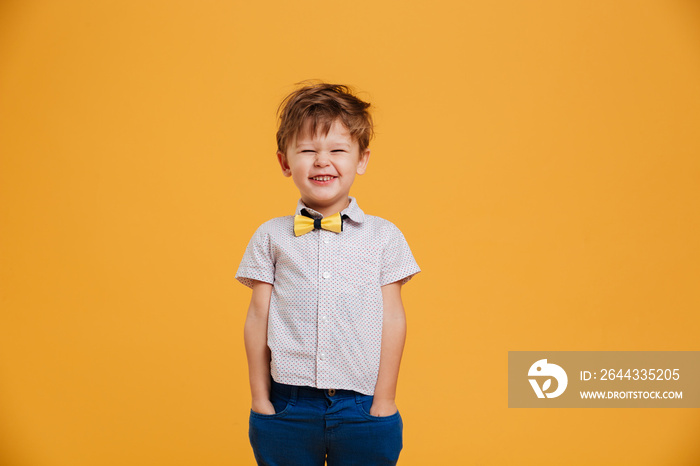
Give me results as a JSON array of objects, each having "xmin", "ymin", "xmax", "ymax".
[{"xmin": 276, "ymin": 82, "xmax": 374, "ymax": 155}]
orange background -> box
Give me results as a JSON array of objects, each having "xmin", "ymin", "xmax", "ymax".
[{"xmin": 1, "ymin": 1, "xmax": 700, "ymax": 465}]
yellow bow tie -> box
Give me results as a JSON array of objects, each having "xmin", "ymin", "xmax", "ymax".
[{"xmin": 294, "ymin": 212, "xmax": 343, "ymax": 236}]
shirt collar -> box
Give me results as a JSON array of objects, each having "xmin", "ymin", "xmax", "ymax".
[{"xmin": 295, "ymin": 196, "xmax": 366, "ymax": 224}]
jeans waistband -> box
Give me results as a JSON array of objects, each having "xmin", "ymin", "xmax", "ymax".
[{"xmin": 271, "ymin": 379, "xmax": 361, "ymax": 399}]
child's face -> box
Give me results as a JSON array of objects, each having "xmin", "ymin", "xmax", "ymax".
[{"xmin": 277, "ymin": 118, "xmax": 370, "ymax": 216}]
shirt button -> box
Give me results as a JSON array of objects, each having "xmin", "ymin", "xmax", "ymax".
[
  {"xmin": 323, "ymin": 238, "xmax": 330, "ymax": 244},
  {"xmin": 321, "ymin": 315, "xmax": 329, "ymax": 322},
  {"xmin": 319, "ymin": 352, "xmax": 327, "ymax": 361},
  {"xmin": 322, "ymin": 272, "xmax": 330, "ymax": 279}
]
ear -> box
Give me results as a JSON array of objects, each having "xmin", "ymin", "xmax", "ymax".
[
  {"xmin": 356, "ymin": 148, "xmax": 370, "ymax": 175},
  {"xmin": 277, "ymin": 151, "xmax": 292, "ymax": 177}
]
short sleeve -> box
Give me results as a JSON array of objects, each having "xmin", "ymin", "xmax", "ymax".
[
  {"xmin": 380, "ymin": 223, "xmax": 420, "ymax": 286},
  {"xmin": 235, "ymin": 225, "xmax": 275, "ymax": 288}
]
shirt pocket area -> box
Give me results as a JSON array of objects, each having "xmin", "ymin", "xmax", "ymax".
[
  {"xmin": 336, "ymin": 253, "xmax": 380, "ymax": 317},
  {"xmin": 337, "ymin": 252, "xmax": 380, "ymax": 288}
]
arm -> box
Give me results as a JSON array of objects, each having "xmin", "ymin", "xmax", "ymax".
[
  {"xmin": 243, "ymin": 280, "xmax": 275, "ymax": 414},
  {"xmin": 371, "ymin": 281, "xmax": 407, "ymax": 416}
]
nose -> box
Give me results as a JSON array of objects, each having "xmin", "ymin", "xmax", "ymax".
[{"xmin": 314, "ymin": 151, "xmax": 331, "ymax": 167}]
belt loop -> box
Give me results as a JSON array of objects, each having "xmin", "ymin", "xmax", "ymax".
[{"xmin": 289, "ymin": 385, "xmax": 299, "ymax": 406}]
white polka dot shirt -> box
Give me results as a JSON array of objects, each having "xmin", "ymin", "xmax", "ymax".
[{"xmin": 236, "ymin": 197, "xmax": 420, "ymax": 395}]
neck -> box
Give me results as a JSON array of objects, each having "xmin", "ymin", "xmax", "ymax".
[{"xmin": 302, "ymin": 197, "xmax": 350, "ymax": 218}]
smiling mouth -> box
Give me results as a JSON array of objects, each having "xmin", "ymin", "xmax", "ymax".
[{"xmin": 310, "ymin": 176, "xmax": 336, "ymax": 181}]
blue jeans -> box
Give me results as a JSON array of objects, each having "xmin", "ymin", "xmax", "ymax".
[{"xmin": 249, "ymin": 379, "xmax": 403, "ymax": 465}]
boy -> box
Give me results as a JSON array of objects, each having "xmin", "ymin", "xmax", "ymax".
[{"xmin": 236, "ymin": 83, "xmax": 419, "ymax": 466}]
